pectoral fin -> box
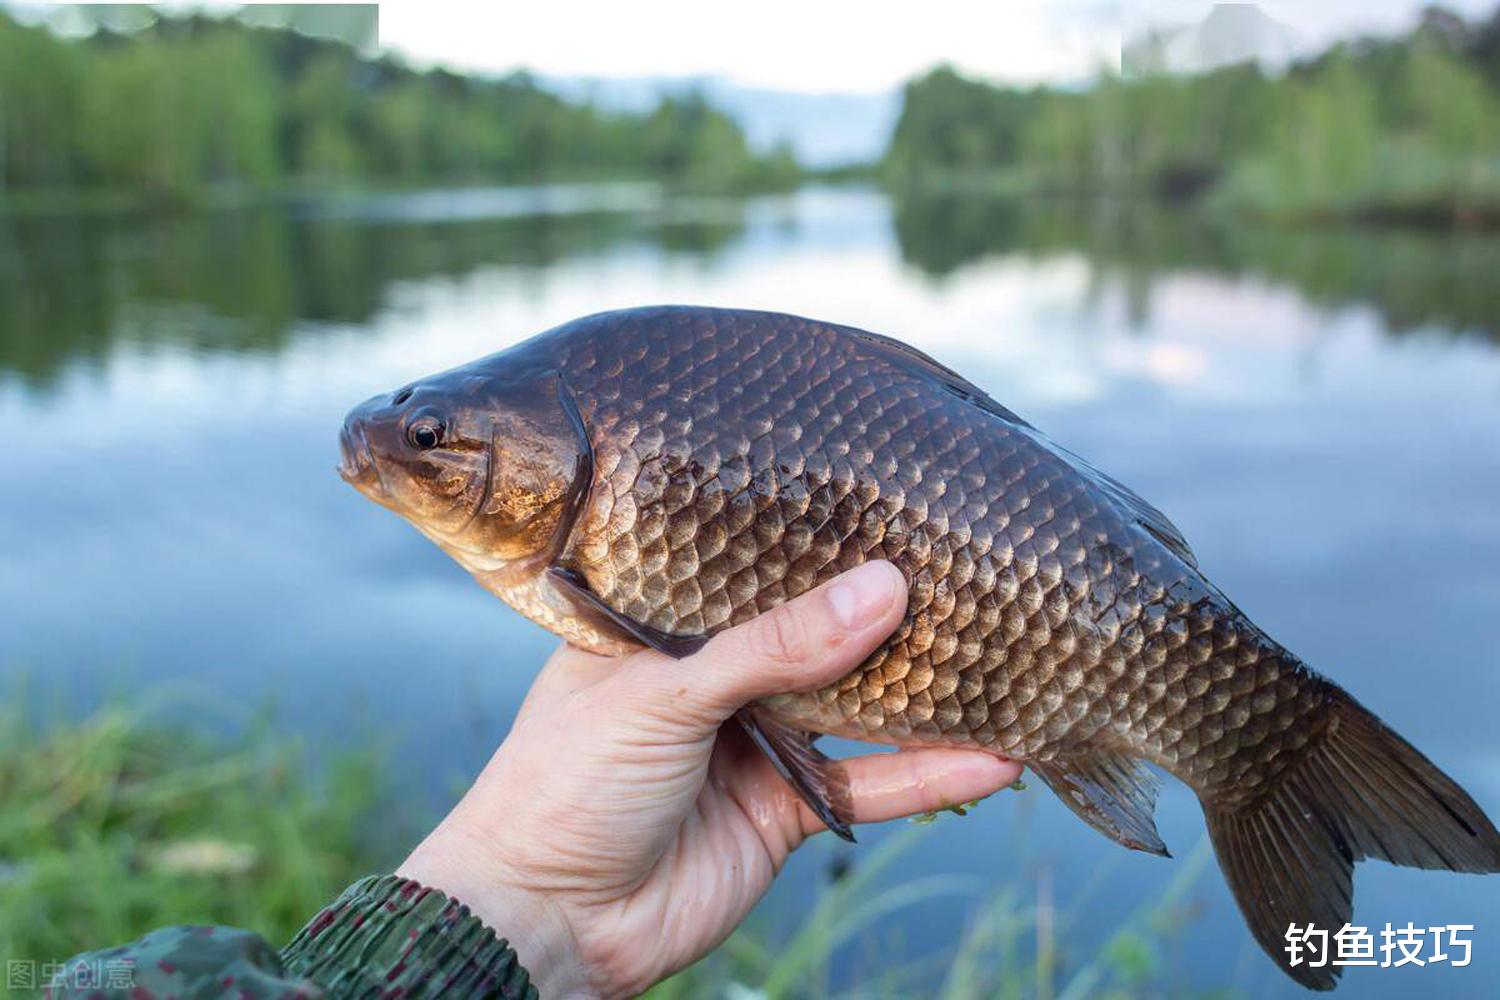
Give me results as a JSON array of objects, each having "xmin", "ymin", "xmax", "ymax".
[
  {"xmin": 546, "ymin": 565, "xmax": 709, "ymax": 658},
  {"xmin": 1031, "ymin": 750, "xmax": 1169, "ymax": 857},
  {"xmin": 545, "ymin": 566, "xmax": 855, "ymax": 841},
  {"xmin": 737, "ymin": 707, "xmax": 856, "ymax": 842}
]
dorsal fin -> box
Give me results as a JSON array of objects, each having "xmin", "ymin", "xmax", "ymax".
[
  {"xmin": 1049, "ymin": 443, "xmax": 1200, "ymax": 569},
  {"xmin": 849, "ymin": 326, "xmax": 1196, "ymax": 567},
  {"xmin": 851, "ymin": 329, "xmax": 1035, "ymax": 428}
]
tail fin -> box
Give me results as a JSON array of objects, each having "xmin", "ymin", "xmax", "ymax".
[{"xmin": 1203, "ymin": 688, "xmax": 1500, "ymax": 990}]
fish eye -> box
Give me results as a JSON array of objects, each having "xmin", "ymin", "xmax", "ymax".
[{"xmin": 406, "ymin": 417, "xmax": 444, "ymax": 451}]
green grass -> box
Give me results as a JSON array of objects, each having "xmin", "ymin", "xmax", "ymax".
[
  {"xmin": 0, "ymin": 695, "xmax": 409, "ymax": 970},
  {"xmin": 1, "ymin": 698, "xmax": 1224, "ymax": 998},
  {"xmin": 647, "ymin": 828, "xmax": 1219, "ymax": 1000}
]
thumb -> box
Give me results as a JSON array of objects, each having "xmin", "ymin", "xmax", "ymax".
[{"xmin": 625, "ymin": 560, "xmax": 908, "ymax": 732}]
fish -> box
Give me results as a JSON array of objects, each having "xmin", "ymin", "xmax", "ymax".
[{"xmin": 338, "ymin": 305, "xmax": 1500, "ymax": 990}]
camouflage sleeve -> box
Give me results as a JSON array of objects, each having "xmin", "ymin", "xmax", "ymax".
[{"xmin": 45, "ymin": 876, "xmax": 538, "ymax": 999}]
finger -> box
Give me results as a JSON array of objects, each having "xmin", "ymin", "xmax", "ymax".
[
  {"xmin": 712, "ymin": 738, "xmax": 1022, "ymax": 851},
  {"xmin": 796, "ymin": 748, "xmax": 1021, "ymax": 837},
  {"xmin": 619, "ymin": 560, "xmax": 907, "ymax": 731}
]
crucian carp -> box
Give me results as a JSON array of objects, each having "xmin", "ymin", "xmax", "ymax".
[{"xmin": 339, "ymin": 305, "xmax": 1500, "ymax": 989}]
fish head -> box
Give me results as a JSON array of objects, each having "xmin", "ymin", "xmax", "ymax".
[{"xmin": 339, "ymin": 358, "xmax": 589, "ymax": 570}]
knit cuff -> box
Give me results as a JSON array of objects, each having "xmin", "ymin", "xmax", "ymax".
[{"xmin": 280, "ymin": 875, "xmax": 537, "ymax": 999}]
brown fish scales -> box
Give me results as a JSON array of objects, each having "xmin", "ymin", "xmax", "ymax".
[{"xmin": 339, "ymin": 306, "xmax": 1500, "ymax": 990}]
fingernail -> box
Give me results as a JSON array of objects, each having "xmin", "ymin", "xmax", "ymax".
[{"xmin": 827, "ymin": 562, "xmax": 899, "ymax": 629}]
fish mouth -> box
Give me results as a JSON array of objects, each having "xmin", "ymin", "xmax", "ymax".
[{"xmin": 338, "ymin": 421, "xmax": 380, "ymax": 494}]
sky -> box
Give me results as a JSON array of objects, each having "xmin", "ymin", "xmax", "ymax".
[
  {"xmin": 376, "ymin": 0, "xmax": 1500, "ymax": 94},
  {"xmin": 10, "ymin": 1, "xmax": 1498, "ymax": 93},
  {"xmin": 9, "ymin": 1, "xmax": 1498, "ymax": 164}
]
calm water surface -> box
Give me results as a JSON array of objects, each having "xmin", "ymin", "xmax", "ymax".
[{"xmin": 4, "ymin": 187, "xmax": 1499, "ymax": 997}]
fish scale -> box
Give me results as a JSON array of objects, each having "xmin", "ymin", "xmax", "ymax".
[
  {"xmin": 340, "ymin": 304, "xmax": 1500, "ymax": 990},
  {"xmin": 550, "ymin": 309, "xmax": 1299, "ymax": 785}
]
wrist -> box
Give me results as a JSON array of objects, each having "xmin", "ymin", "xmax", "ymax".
[{"xmin": 398, "ymin": 828, "xmax": 595, "ymax": 999}]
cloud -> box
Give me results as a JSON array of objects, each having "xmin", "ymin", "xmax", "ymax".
[
  {"xmin": 1124, "ymin": 0, "xmax": 1499, "ymax": 57},
  {"xmin": 377, "ymin": 0, "xmax": 1123, "ymax": 93}
]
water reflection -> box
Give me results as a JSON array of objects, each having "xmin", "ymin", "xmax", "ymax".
[
  {"xmin": 3, "ymin": 186, "xmax": 1498, "ymax": 999},
  {"xmin": 892, "ymin": 191, "xmax": 1500, "ymax": 343},
  {"xmin": 0, "ymin": 192, "xmax": 746, "ymax": 387},
  {"xmin": 8, "ymin": 188, "xmax": 1500, "ymax": 399}
]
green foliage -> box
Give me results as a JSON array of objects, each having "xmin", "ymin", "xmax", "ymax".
[
  {"xmin": 885, "ymin": 67, "xmax": 1045, "ymax": 188},
  {"xmin": 648, "ymin": 830, "xmax": 1219, "ymax": 999},
  {"xmin": 0, "ymin": 14, "xmax": 85, "ymax": 187},
  {"xmin": 0, "ymin": 200, "xmax": 752, "ymax": 390},
  {"xmin": 1, "ymin": 697, "xmax": 1221, "ymax": 998},
  {"xmin": 1401, "ymin": 37, "xmax": 1497, "ymax": 153},
  {"xmin": 0, "ymin": 10, "xmax": 797, "ymax": 199},
  {"xmin": 637, "ymin": 93, "xmax": 790, "ymax": 192},
  {"xmin": 887, "ymin": 61, "xmax": 1279, "ymax": 198},
  {"xmin": 0, "ymin": 696, "xmax": 410, "ymax": 968},
  {"xmin": 76, "ymin": 31, "xmax": 281, "ymax": 194},
  {"xmin": 885, "ymin": 5, "xmax": 1500, "ymax": 224},
  {"xmin": 1226, "ymin": 49, "xmax": 1380, "ymax": 216}
]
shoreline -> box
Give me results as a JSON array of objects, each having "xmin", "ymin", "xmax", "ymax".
[{"xmin": 7, "ymin": 177, "xmax": 1500, "ymax": 237}]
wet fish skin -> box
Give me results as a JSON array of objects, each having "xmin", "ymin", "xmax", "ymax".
[
  {"xmin": 555, "ymin": 312, "xmax": 1315, "ymax": 787},
  {"xmin": 340, "ymin": 305, "xmax": 1500, "ymax": 990}
]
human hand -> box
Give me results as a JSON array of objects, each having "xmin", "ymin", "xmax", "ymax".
[{"xmin": 397, "ymin": 560, "xmax": 1023, "ymax": 998}]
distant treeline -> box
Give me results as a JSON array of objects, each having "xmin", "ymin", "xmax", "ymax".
[
  {"xmin": 886, "ymin": 7, "xmax": 1500, "ymax": 224},
  {"xmin": 0, "ymin": 10, "xmax": 799, "ymax": 199}
]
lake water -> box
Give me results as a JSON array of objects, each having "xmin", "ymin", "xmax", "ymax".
[{"xmin": 3, "ymin": 185, "xmax": 1499, "ymax": 997}]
